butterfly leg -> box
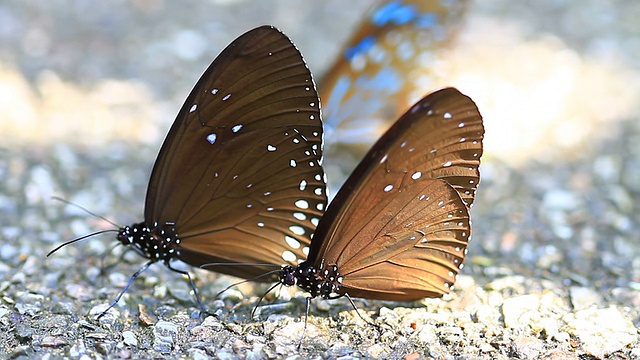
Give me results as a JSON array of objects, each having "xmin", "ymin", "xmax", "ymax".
[
  {"xmin": 103, "ymin": 245, "xmax": 134, "ymax": 275},
  {"xmin": 165, "ymin": 261, "xmax": 211, "ymax": 316},
  {"xmin": 98, "ymin": 260, "xmax": 153, "ymax": 319},
  {"xmin": 331, "ymin": 293, "xmax": 379, "ymax": 331},
  {"xmin": 297, "ymin": 296, "xmax": 312, "ymax": 350}
]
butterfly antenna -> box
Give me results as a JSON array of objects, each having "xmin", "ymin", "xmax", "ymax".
[
  {"xmin": 212, "ymin": 269, "xmax": 282, "ymax": 299},
  {"xmin": 250, "ymin": 281, "xmax": 281, "ymax": 319},
  {"xmin": 51, "ymin": 196, "xmax": 119, "ymax": 227},
  {"xmin": 201, "ymin": 262, "xmax": 281, "ymax": 268},
  {"xmin": 47, "ymin": 229, "xmax": 119, "ymax": 256}
]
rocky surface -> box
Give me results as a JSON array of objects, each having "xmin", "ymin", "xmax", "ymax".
[{"xmin": 1, "ymin": 1, "xmax": 639, "ymax": 359}]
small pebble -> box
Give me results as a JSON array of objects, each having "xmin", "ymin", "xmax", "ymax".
[
  {"xmin": 564, "ymin": 306, "xmax": 637, "ymax": 358},
  {"xmin": 40, "ymin": 336, "xmax": 67, "ymax": 347},
  {"xmin": 502, "ymin": 294, "xmax": 540, "ymax": 329},
  {"xmin": 138, "ymin": 304, "xmax": 156, "ymax": 325},
  {"xmin": 153, "ymin": 320, "xmax": 179, "ymax": 352},
  {"xmin": 569, "ymin": 286, "xmax": 602, "ymax": 310},
  {"xmin": 122, "ymin": 330, "xmax": 138, "ymax": 347}
]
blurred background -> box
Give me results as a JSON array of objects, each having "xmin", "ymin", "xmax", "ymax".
[{"xmin": 1, "ymin": 0, "xmax": 639, "ymax": 326}]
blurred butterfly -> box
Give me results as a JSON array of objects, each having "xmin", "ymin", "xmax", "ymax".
[
  {"xmin": 318, "ymin": 0, "xmax": 469, "ymax": 194},
  {"xmin": 49, "ymin": 25, "xmax": 327, "ymax": 316}
]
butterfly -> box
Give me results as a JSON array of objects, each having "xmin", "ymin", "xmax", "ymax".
[
  {"xmin": 278, "ymin": 87, "xmax": 483, "ymax": 308},
  {"xmin": 318, "ymin": 0, "xmax": 470, "ymax": 193},
  {"xmin": 49, "ymin": 25, "xmax": 328, "ymax": 314}
]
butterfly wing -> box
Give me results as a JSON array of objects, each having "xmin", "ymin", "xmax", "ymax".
[
  {"xmin": 319, "ymin": 0, "xmax": 469, "ymax": 146},
  {"xmin": 311, "ymin": 87, "xmax": 483, "ymax": 300},
  {"xmin": 145, "ymin": 26, "xmax": 327, "ymax": 279},
  {"xmin": 335, "ymin": 179, "xmax": 468, "ymax": 299}
]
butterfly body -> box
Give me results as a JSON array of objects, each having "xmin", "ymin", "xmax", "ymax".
[
  {"xmin": 117, "ymin": 221, "xmax": 178, "ymax": 262},
  {"xmin": 280, "ymin": 261, "xmax": 342, "ymax": 299}
]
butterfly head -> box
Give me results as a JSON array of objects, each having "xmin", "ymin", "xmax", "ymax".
[
  {"xmin": 117, "ymin": 221, "xmax": 180, "ymax": 262},
  {"xmin": 277, "ymin": 265, "xmax": 296, "ymax": 287},
  {"xmin": 279, "ymin": 261, "xmax": 343, "ymax": 299}
]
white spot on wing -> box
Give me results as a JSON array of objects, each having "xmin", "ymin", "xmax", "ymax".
[
  {"xmin": 206, "ymin": 133, "xmax": 217, "ymax": 144},
  {"xmin": 232, "ymin": 124, "xmax": 243, "ymax": 133},
  {"xmin": 285, "ymin": 236, "xmax": 301, "ymax": 249},
  {"xmin": 289, "ymin": 225, "xmax": 305, "ymax": 235},
  {"xmin": 189, "ymin": 104, "xmax": 197, "ymax": 112},
  {"xmin": 293, "ymin": 212, "xmax": 306, "ymax": 221},
  {"xmin": 267, "ymin": 144, "xmax": 277, "ymax": 152},
  {"xmin": 299, "ymin": 180, "xmax": 307, "ymax": 191},
  {"xmin": 282, "ymin": 250, "xmax": 297, "ymax": 262},
  {"xmin": 295, "ymin": 200, "xmax": 309, "ymax": 209},
  {"xmin": 412, "ymin": 171, "xmax": 422, "ymax": 180},
  {"xmin": 384, "ymin": 184, "xmax": 394, "ymax": 192}
]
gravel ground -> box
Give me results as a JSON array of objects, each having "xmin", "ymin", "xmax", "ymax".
[{"xmin": 1, "ymin": 1, "xmax": 640, "ymax": 359}]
